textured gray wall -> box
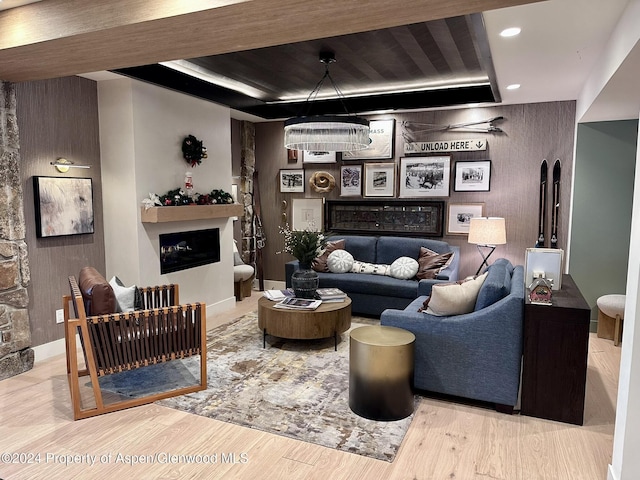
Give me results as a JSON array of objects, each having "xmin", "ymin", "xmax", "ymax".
[
  {"xmin": 256, "ymin": 101, "xmax": 577, "ymax": 283},
  {"xmin": 16, "ymin": 77, "xmax": 105, "ymax": 347}
]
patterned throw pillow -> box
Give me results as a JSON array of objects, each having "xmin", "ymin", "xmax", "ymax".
[
  {"xmin": 350, "ymin": 260, "xmax": 391, "ymax": 276},
  {"xmin": 416, "ymin": 247, "xmax": 455, "ymax": 280},
  {"xmin": 327, "ymin": 249, "xmax": 354, "ymax": 273},
  {"xmin": 390, "ymin": 257, "xmax": 419, "ymax": 280},
  {"xmin": 312, "ymin": 239, "xmax": 346, "ymax": 272}
]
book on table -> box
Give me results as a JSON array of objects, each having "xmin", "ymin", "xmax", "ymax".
[
  {"xmin": 315, "ymin": 288, "xmax": 347, "ymax": 300},
  {"xmin": 263, "ymin": 288, "xmax": 295, "ymax": 301},
  {"xmin": 273, "ymin": 297, "xmax": 322, "ymax": 310}
]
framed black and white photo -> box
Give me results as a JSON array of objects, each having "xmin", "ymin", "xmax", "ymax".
[
  {"xmin": 399, "ymin": 156, "xmax": 451, "ymax": 198},
  {"xmin": 454, "ymin": 160, "xmax": 491, "ymax": 192},
  {"xmin": 303, "ymin": 150, "xmax": 337, "ymax": 163},
  {"xmin": 279, "ymin": 169, "xmax": 305, "ymax": 193},
  {"xmin": 292, "ymin": 198, "xmax": 324, "ymax": 231},
  {"xmin": 342, "ymin": 119, "xmax": 395, "ymax": 160},
  {"xmin": 340, "ymin": 165, "xmax": 362, "ymax": 197},
  {"xmin": 447, "ymin": 202, "xmax": 485, "ymax": 235},
  {"xmin": 33, "ymin": 176, "xmax": 94, "ymax": 238},
  {"xmin": 364, "ymin": 162, "xmax": 395, "ymax": 197}
]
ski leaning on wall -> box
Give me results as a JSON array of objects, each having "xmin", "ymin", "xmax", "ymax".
[
  {"xmin": 550, "ymin": 159, "xmax": 561, "ymax": 249},
  {"xmin": 535, "ymin": 159, "xmax": 548, "ymax": 248}
]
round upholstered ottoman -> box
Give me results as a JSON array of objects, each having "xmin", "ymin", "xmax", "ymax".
[
  {"xmin": 597, "ymin": 294, "xmax": 625, "ymax": 346},
  {"xmin": 349, "ymin": 325, "xmax": 415, "ymax": 421}
]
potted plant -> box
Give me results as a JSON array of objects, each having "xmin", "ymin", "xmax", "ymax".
[{"xmin": 279, "ymin": 225, "xmax": 327, "ymax": 298}]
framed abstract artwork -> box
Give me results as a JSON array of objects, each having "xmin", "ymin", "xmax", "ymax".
[
  {"xmin": 340, "ymin": 165, "xmax": 362, "ymax": 197},
  {"xmin": 33, "ymin": 176, "xmax": 94, "ymax": 238}
]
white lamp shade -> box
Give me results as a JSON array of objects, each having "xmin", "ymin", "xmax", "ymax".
[{"xmin": 468, "ymin": 217, "xmax": 506, "ymax": 245}]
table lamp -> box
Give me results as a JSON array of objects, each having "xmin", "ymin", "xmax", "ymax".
[{"xmin": 468, "ymin": 217, "xmax": 506, "ymax": 275}]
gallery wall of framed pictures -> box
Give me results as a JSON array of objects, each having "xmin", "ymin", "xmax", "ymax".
[{"xmin": 276, "ymin": 116, "xmax": 498, "ymax": 239}]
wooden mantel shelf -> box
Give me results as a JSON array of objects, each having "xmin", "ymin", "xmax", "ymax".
[{"xmin": 140, "ymin": 204, "xmax": 244, "ymax": 223}]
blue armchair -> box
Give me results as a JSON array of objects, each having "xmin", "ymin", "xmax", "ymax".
[{"xmin": 380, "ymin": 259, "xmax": 524, "ymax": 412}]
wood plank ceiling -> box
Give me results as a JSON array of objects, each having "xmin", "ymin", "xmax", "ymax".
[{"xmin": 115, "ymin": 14, "xmax": 500, "ymax": 119}]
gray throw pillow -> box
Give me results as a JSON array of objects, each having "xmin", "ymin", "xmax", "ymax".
[{"xmin": 110, "ymin": 276, "xmax": 144, "ymax": 311}]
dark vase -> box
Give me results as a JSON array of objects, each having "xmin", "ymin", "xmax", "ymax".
[{"xmin": 291, "ymin": 263, "xmax": 319, "ymax": 299}]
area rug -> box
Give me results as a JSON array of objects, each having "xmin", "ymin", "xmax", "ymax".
[{"xmin": 105, "ymin": 311, "xmax": 416, "ymax": 462}]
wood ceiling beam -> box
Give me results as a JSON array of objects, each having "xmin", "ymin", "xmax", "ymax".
[{"xmin": 0, "ymin": 0, "xmax": 542, "ymax": 82}]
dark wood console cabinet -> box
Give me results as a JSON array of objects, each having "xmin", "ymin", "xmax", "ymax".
[{"xmin": 521, "ymin": 274, "xmax": 590, "ymax": 425}]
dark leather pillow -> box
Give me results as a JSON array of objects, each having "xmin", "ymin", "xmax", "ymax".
[
  {"xmin": 78, "ymin": 266, "xmax": 117, "ymax": 316},
  {"xmin": 418, "ymin": 296, "xmax": 432, "ymax": 312},
  {"xmin": 416, "ymin": 247, "xmax": 454, "ymax": 280},
  {"xmin": 312, "ymin": 239, "xmax": 346, "ymax": 273}
]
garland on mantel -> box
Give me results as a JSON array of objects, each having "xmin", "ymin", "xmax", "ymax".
[{"xmin": 142, "ymin": 187, "xmax": 234, "ymax": 208}]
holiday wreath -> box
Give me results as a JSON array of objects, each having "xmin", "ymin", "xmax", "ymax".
[{"xmin": 182, "ymin": 134, "xmax": 208, "ymax": 167}]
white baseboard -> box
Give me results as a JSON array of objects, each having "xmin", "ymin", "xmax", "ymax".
[
  {"xmin": 608, "ymin": 464, "xmax": 618, "ymax": 480},
  {"xmin": 33, "ymin": 337, "xmax": 68, "ymax": 363},
  {"xmin": 206, "ymin": 296, "xmax": 237, "ymax": 330}
]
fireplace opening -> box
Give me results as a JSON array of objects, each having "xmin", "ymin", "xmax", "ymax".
[{"xmin": 159, "ymin": 228, "xmax": 220, "ymax": 274}]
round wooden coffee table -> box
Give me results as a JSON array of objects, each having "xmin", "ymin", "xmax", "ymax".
[{"xmin": 258, "ymin": 296, "xmax": 352, "ymax": 350}]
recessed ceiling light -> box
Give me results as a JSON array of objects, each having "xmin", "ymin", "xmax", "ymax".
[
  {"xmin": 506, "ymin": 84, "xmax": 521, "ymax": 90},
  {"xmin": 500, "ymin": 27, "xmax": 521, "ymax": 37}
]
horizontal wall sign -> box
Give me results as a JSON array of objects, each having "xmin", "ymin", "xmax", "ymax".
[{"xmin": 404, "ymin": 139, "xmax": 487, "ymax": 154}]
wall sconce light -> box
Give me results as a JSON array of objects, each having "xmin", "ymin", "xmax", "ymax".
[{"xmin": 50, "ymin": 158, "xmax": 91, "ymax": 173}]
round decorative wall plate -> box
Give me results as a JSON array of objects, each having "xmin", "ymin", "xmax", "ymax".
[{"xmin": 309, "ymin": 171, "xmax": 336, "ymax": 193}]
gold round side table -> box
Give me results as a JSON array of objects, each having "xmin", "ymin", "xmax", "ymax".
[{"xmin": 349, "ymin": 325, "xmax": 415, "ymax": 421}]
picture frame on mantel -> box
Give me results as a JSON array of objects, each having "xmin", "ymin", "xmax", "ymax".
[
  {"xmin": 279, "ymin": 169, "xmax": 304, "ymax": 193},
  {"xmin": 33, "ymin": 176, "xmax": 95, "ymax": 238},
  {"xmin": 342, "ymin": 119, "xmax": 395, "ymax": 160}
]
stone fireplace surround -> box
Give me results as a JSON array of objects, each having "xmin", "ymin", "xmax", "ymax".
[{"xmin": 0, "ymin": 81, "xmax": 34, "ymax": 380}]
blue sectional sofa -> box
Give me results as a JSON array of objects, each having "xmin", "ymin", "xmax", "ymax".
[
  {"xmin": 380, "ymin": 259, "xmax": 524, "ymax": 412},
  {"xmin": 285, "ymin": 235, "xmax": 460, "ymax": 316}
]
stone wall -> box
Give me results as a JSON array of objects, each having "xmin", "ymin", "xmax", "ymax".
[{"xmin": 0, "ymin": 81, "xmax": 33, "ymax": 380}]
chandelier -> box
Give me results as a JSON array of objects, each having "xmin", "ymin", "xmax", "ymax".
[{"xmin": 283, "ymin": 52, "xmax": 370, "ymax": 152}]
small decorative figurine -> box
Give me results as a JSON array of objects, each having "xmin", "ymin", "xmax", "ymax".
[{"xmin": 528, "ymin": 276, "xmax": 553, "ymax": 305}]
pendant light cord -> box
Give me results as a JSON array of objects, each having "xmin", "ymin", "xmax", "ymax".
[{"xmin": 299, "ymin": 55, "xmax": 354, "ymax": 118}]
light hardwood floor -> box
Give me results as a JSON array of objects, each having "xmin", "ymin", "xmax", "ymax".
[{"xmin": 0, "ymin": 291, "xmax": 620, "ymax": 479}]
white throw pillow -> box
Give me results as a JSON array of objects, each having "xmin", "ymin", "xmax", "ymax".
[
  {"xmin": 390, "ymin": 257, "xmax": 419, "ymax": 280},
  {"xmin": 327, "ymin": 249, "xmax": 354, "ymax": 273},
  {"xmin": 426, "ymin": 272, "xmax": 488, "ymax": 316},
  {"xmin": 350, "ymin": 260, "xmax": 391, "ymax": 276},
  {"xmin": 109, "ymin": 276, "xmax": 137, "ymax": 312}
]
